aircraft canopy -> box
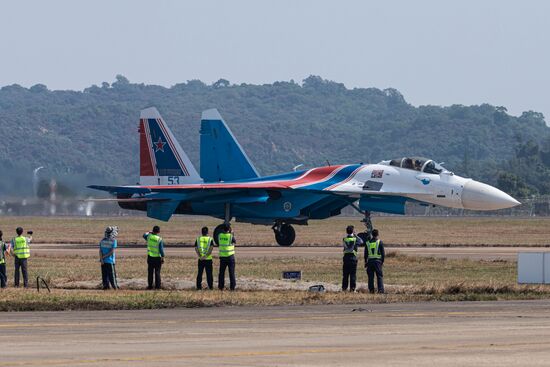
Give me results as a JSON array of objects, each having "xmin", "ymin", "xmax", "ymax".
[{"xmin": 387, "ymin": 157, "xmax": 445, "ymax": 174}]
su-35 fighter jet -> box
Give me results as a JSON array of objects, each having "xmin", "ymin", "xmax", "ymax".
[{"xmin": 89, "ymin": 107, "xmax": 520, "ymax": 246}]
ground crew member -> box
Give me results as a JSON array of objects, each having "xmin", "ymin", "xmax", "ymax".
[
  {"xmin": 217, "ymin": 224, "xmax": 236, "ymax": 291},
  {"xmin": 195, "ymin": 226, "xmax": 214, "ymax": 290},
  {"xmin": 99, "ymin": 226, "xmax": 119, "ymax": 290},
  {"xmin": 143, "ymin": 225, "xmax": 165, "ymax": 290},
  {"xmin": 0, "ymin": 230, "xmax": 9, "ymax": 288},
  {"xmin": 342, "ymin": 225, "xmax": 363, "ymax": 292},
  {"xmin": 365, "ymin": 228, "xmax": 385, "ymax": 294},
  {"xmin": 11, "ymin": 227, "xmax": 32, "ymax": 288}
]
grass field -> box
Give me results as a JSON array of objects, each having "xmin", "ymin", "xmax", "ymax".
[
  {"xmin": 0, "ymin": 215, "xmax": 549, "ymax": 246},
  {"xmin": 1, "ymin": 251, "xmax": 549, "ymax": 311},
  {"xmin": 0, "ymin": 215, "xmax": 548, "ymax": 311}
]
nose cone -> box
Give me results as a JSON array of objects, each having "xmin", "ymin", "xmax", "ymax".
[{"xmin": 462, "ymin": 180, "xmax": 521, "ymax": 210}]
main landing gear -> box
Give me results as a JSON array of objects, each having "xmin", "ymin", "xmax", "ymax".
[
  {"xmin": 213, "ymin": 223, "xmax": 226, "ymax": 246},
  {"xmin": 214, "ymin": 203, "xmax": 232, "ymax": 246},
  {"xmin": 272, "ymin": 221, "xmax": 296, "ymax": 247}
]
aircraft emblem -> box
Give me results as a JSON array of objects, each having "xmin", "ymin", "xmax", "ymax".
[
  {"xmin": 283, "ymin": 201, "xmax": 292, "ymax": 212},
  {"xmin": 154, "ymin": 137, "xmax": 166, "ymax": 152},
  {"xmin": 416, "ymin": 176, "xmax": 431, "ymax": 185}
]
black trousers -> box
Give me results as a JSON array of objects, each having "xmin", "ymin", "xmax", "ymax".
[
  {"xmin": 218, "ymin": 255, "xmax": 236, "ymax": 290},
  {"xmin": 101, "ymin": 263, "xmax": 118, "ymax": 289},
  {"xmin": 342, "ymin": 256, "xmax": 357, "ymax": 291},
  {"xmin": 366, "ymin": 260, "xmax": 384, "ymax": 293},
  {"xmin": 14, "ymin": 257, "xmax": 28, "ymax": 288},
  {"xmin": 0, "ymin": 263, "xmax": 6, "ymax": 288},
  {"xmin": 197, "ymin": 259, "xmax": 213, "ymax": 289},
  {"xmin": 147, "ymin": 256, "xmax": 162, "ymax": 289}
]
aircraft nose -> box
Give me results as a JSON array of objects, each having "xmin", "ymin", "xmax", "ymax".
[{"xmin": 461, "ymin": 180, "xmax": 521, "ymax": 210}]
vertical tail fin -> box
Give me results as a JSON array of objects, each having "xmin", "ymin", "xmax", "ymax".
[
  {"xmin": 139, "ymin": 107, "xmax": 201, "ymax": 185},
  {"xmin": 200, "ymin": 109, "xmax": 260, "ymax": 182}
]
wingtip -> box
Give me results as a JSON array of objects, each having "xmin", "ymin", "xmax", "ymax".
[{"xmin": 201, "ymin": 108, "xmax": 222, "ymax": 121}]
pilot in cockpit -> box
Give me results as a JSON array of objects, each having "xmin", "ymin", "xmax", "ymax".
[{"xmin": 402, "ymin": 158, "xmax": 414, "ymax": 169}]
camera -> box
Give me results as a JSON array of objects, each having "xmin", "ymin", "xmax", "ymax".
[{"xmin": 27, "ymin": 230, "xmax": 33, "ymax": 235}]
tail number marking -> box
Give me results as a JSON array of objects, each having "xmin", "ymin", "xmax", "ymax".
[{"xmin": 168, "ymin": 176, "xmax": 180, "ymax": 185}]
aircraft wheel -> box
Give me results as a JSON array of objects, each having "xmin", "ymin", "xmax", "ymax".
[
  {"xmin": 213, "ymin": 224, "xmax": 226, "ymax": 245},
  {"xmin": 274, "ymin": 223, "xmax": 295, "ymax": 247}
]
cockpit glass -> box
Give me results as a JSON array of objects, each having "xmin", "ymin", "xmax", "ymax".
[
  {"xmin": 388, "ymin": 157, "xmax": 444, "ymax": 174},
  {"xmin": 423, "ymin": 160, "xmax": 443, "ymax": 174}
]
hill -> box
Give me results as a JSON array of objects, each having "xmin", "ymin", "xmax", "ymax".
[{"xmin": 0, "ymin": 75, "xmax": 548, "ymax": 196}]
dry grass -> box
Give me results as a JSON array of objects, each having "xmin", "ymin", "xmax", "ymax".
[
  {"xmin": 1, "ymin": 285, "xmax": 549, "ymax": 312},
  {"xmin": 0, "ymin": 216, "xmax": 549, "ymax": 246},
  {"xmin": 22, "ymin": 253, "xmax": 517, "ymax": 287},
  {"xmin": 0, "ymin": 251, "xmax": 547, "ymax": 311}
]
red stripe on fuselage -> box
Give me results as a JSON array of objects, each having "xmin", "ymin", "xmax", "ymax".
[
  {"xmin": 324, "ymin": 165, "xmax": 364, "ymax": 191},
  {"xmin": 139, "ymin": 165, "xmax": 344, "ymax": 190}
]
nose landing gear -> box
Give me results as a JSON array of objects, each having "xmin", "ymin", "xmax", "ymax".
[
  {"xmin": 356, "ymin": 210, "xmax": 374, "ymax": 244},
  {"xmin": 272, "ymin": 222, "xmax": 296, "ymax": 247}
]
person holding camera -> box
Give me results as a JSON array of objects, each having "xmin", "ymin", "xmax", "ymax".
[
  {"xmin": 11, "ymin": 227, "xmax": 32, "ymax": 288},
  {"xmin": 143, "ymin": 226, "xmax": 165, "ymax": 290},
  {"xmin": 99, "ymin": 226, "xmax": 119, "ymax": 290}
]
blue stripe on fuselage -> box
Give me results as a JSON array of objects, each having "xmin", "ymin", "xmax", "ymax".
[
  {"xmin": 299, "ymin": 164, "xmax": 361, "ymax": 191},
  {"xmin": 224, "ymin": 169, "xmax": 306, "ymax": 184}
]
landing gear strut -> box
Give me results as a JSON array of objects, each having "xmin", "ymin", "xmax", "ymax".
[
  {"xmin": 272, "ymin": 222, "xmax": 296, "ymax": 247},
  {"xmin": 357, "ymin": 210, "xmax": 374, "ymax": 244}
]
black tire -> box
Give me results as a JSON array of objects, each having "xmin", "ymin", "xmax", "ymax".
[
  {"xmin": 275, "ymin": 223, "xmax": 295, "ymax": 247},
  {"xmin": 213, "ymin": 224, "xmax": 226, "ymax": 245}
]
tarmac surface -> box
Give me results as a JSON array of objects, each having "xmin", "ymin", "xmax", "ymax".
[
  {"xmin": 31, "ymin": 243, "xmax": 546, "ymax": 260},
  {"xmin": 2, "ymin": 300, "xmax": 550, "ymax": 366}
]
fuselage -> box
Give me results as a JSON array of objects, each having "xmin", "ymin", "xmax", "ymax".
[
  {"xmin": 117, "ymin": 159, "xmax": 519, "ymax": 222},
  {"xmin": 329, "ymin": 162, "xmax": 519, "ymax": 211}
]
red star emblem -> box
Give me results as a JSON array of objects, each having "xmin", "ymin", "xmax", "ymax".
[{"xmin": 154, "ymin": 137, "xmax": 166, "ymax": 152}]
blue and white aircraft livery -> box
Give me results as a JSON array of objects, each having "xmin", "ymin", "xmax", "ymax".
[{"xmin": 90, "ymin": 107, "xmax": 521, "ymax": 246}]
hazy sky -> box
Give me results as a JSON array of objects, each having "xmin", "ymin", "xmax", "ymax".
[{"xmin": 1, "ymin": 1, "xmax": 549, "ymax": 119}]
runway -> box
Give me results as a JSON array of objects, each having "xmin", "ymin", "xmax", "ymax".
[
  {"xmin": 31, "ymin": 243, "xmax": 546, "ymax": 260},
  {"xmin": 2, "ymin": 300, "xmax": 550, "ymax": 366}
]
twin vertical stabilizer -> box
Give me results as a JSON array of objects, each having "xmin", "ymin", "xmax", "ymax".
[
  {"xmin": 200, "ymin": 109, "xmax": 259, "ymax": 182},
  {"xmin": 139, "ymin": 107, "xmax": 201, "ymax": 185},
  {"xmin": 138, "ymin": 107, "xmax": 259, "ymax": 186}
]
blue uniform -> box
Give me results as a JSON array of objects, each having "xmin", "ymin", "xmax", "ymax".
[{"xmin": 100, "ymin": 239, "xmax": 117, "ymax": 264}]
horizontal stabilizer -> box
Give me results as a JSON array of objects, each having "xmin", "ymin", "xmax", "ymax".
[
  {"xmin": 146, "ymin": 200, "xmax": 180, "ymax": 222},
  {"xmin": 88, "ymin": 185, "xmax": 151, "ymax": 195},
  {"xmin": 83, "ymin": 197, "xmax": 168, "ymax": 203},
  {"xmin": 200, "ymin": 109, "xmax": 259, "ymax": 182}
]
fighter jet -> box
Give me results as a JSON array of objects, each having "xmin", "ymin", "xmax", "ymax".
[{"xmin": 89, "ymin": 107, "xmax": 520, "ymax": 246}]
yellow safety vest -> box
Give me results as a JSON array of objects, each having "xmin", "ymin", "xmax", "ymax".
[
  {"xmin": 197, "ymin": 236, "xmax": 213, "ymax": 260},
  {"xmin": 343, "ymin": 236, "xmax": 357, "ymax": 257},
  {"xmin": 218, "ymin": 233, "xmax": 234, "ymax": 258},
  {"xmin": 13, "ymin": 236, "xmax": 30, "ymax": 259},
  {"xmin": 0, "ymin": 241, "xmax": 5, "ymax": 264},
  {"xmin": 147, "ymin": 234, "xmax": 162, "ymax": 257},
  {"xmin": 367, "ymin": 240, "xmax": 382, "ymax": 260}
]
